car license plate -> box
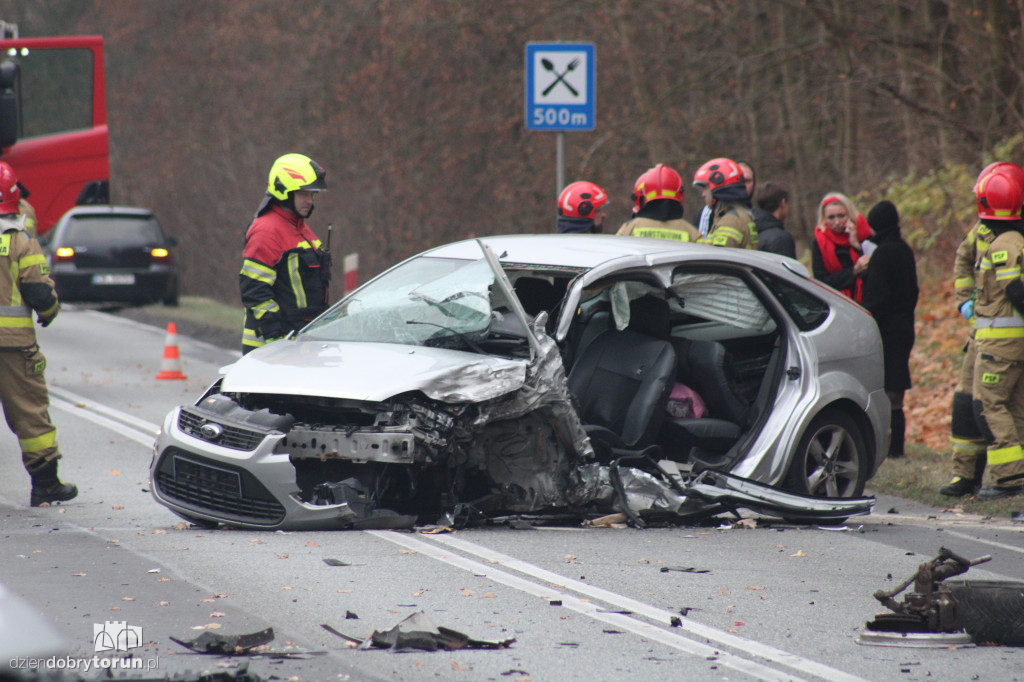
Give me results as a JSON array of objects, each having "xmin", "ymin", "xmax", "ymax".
[{"xmin": 92, "ymin": 273, "xmax": 135, "ymax": 285}]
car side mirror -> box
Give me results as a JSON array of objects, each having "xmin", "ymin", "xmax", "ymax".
[{"xmin": 167, "ymin": 236, "xmax": 179, "ymax": 247}]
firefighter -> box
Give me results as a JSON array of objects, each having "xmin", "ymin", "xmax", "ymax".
[
  {"xmin": 940, "ymin": 162, "xmax": 1024, "ymax": 496},
  {"xmin": 0, "ymin": 161, "xmax": 77, "ymax": 506},
  {"xmin": 971, "ymin": 166, "xmax": 1024, "ymax": 500},
  {"xmin": 617, "ymin": 164, "xmax": 700, "ymax": 241},
  {"xmin": 556, "ymin": 181, "xmax": 608, "ymax": 233},
  {"xmin": 240, "ymin": 153, "xmax": 330, "ymax": 354},
  {"xmin": 692, "ymin": 157, "xmax": 758, "ymax": 249}
]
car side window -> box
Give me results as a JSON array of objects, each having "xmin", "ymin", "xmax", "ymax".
[
  {"xmin": 668, "ymin": 270, "xmax": 777, "ymax": 338},
  {"xmin": 753, "ymin": 270, "xmax": 830, "ymax": 331}
]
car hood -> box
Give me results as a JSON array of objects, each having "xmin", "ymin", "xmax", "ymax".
[{"xmin": 221, "ymin": 340, "xmax": 529, "ymax": 403}]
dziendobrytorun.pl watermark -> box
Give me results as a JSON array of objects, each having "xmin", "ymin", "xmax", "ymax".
[
  {"xmin": 7, "ymin": 655, "xmax": 160, "ymax": 674},
  {"xmin": 8, "ymin": 620, "xmax": 159, "ymax": 673}
]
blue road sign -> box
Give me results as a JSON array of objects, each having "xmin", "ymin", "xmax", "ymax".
[{"xmin": 525, "ymin": 43, "xmax": 595, "ymax": 131}]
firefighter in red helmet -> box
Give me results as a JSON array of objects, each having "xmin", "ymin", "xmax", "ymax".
[
  {"xmin": 693, "ymin": 157, "xmax": 757, "ymax": 249},
  {"xmin": 940, "ymin": 162, "xmax": 1024, "ymax": 496},
  {"xmin": 971, "ymin": 165, "xmax": 1024, "ymax": 500},
  {"xmin": 616, "ymin": 164, "xmax": 699, "ymax": 242},
  {"xmin": 556, "ymin": 181, "xmax": 609, "ymax": 233},
  {"xmin": 0, "ymin": 161, "xmax": 77, "ymax": 506}
]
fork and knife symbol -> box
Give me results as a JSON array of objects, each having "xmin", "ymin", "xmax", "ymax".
[{"xmin": 541, "ymin": 57, "xmax": 580, "ymax": 97}]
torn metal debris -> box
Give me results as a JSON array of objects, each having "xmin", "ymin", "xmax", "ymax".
[
  {"xmin": 322, "ymin": 611, "xmax": 515, "ymax": 652},
  {"xmin": 170, "ymin": 627, "xmax": 323, "ymax": 659}
]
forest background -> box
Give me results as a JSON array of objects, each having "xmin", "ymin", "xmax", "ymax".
[{"xmin": 4, "ymin": 0, "xmax": 1024, "ymax": 457}]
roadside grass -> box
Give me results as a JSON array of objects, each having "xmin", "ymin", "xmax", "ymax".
[
  {"xmin": 167, "ymin": 295, "xmax": 243, "ymax": 329},
  {"xmin": 869, "ymin": 442, "xmax": 1021, "ymax": 518}
]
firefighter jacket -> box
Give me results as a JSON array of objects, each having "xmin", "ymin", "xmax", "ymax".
[
  {"xmin": 706, "ymin": 201, "xmax": 758, "ymax": 249},
  {"xmin": 974, "ymin": 228, "xmax": 1024, "ymax": 361},
  {"xmin": 616, "ymin": 216, "xmax": 700, "ymax": 242},
  {"xmin": 0, "ymin": 215, "xmax": 59, "ymax": 349},
  {"xmin": 239, "ymin": 205, "xmax": 330, "ymax": 351},
  {"xmin": 954, "ymin": 222, "xmax": 994, "ymax": 336}
]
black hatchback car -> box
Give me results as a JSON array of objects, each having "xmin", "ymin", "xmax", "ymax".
[{"xmin": 43, "ymin": 206, "xmax": 180, "ymax": 306}]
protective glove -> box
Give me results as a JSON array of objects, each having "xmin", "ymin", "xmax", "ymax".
[
  {"xmin": 960, "ymin": 299, "xmax": 974, "ymax": 320},
  {"xmin": 37, "ymin": 303, "xmax": 59, "ymax": 327}
]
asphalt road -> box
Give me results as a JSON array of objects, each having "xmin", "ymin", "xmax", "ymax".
[{"xmin": 1, "ymin": 309, "xmax": 1022, "ymax": 682}]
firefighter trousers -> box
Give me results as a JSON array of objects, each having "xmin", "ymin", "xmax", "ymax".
[
  {"xmin": 951, "ymin": 337, "xmax": 986, "ymax": 479},
  {"xmin": 973, "ymin": 351, "xmax": 1024, "ymax": 487},
  {"xmin": 0, "ymin": 345, "xmax": 61, "ymax": 474}
]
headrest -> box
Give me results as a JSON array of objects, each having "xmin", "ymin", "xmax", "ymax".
[{"xmin": 628, "ymin": 296, "xmax": 669, "ymax": 339}]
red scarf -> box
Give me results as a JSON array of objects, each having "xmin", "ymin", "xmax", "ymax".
[{"xmin": 815, "ymin": 225, "xmax": 863, "ymax": 302}]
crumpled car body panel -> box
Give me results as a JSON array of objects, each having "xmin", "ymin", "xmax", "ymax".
[{"xmin": 221, "ymin": 341, "xmax": 528, "ymax": 404}]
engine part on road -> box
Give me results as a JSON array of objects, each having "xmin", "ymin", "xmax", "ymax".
[{"xmin": 858, "ymin": 547, "xmax": 1024, "ymax": 647}]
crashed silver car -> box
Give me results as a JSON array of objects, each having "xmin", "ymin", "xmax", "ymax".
[{"xmin": 150, "ymin": 235, "xmax": 887, "ymax": 529}]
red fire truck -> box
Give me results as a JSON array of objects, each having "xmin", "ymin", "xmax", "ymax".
[{"xmin": 0, "ymin": 22, "xmax": 109, "ymax": 236}]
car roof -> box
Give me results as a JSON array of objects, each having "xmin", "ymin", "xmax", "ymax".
[
  {"xmin": 60, "ymin": 205, "xmax": 155, "ymax": 219},
  {"xmin": 421, "ymin": 233, "xmax": 800, "ymax": 272}
]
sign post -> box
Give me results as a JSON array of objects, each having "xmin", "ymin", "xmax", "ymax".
[{"xmin": 525, "ymin": 42, "xmax": 595, "ymax": 198}]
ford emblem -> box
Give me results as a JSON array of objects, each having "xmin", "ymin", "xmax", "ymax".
[{"xmin": 200, "ymin": 423, "xmax": 223, "ymax": 440}]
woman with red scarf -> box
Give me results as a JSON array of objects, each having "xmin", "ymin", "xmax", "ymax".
[{"xmin": 811, "ymin": 192, "xmax": 871, "ymax": 302}]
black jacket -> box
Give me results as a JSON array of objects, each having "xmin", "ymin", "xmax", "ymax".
[
  {"xmin": 752, "ymin": 207, "xmax": 796, "ymax": 259},
  {"xmin": 861, "ymin": 230, "xmax": 918, "ymax": 391}
]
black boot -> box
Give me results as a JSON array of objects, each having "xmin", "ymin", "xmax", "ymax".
[
  {"xmin": 30, "ymin": 460, "xmax": 78, "ymax": 507},
  {"xmin": 888, "ymin": 409, "xmax": 906, "ymax": 458}
]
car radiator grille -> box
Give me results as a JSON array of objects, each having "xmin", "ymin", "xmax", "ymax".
[
  {"xmin": 155, "ymin": 448, "xmax": 285, "ymax": 526},
  {"xmin": 178, "ymin": 408, "xmax": 267, "ymax": 451}
]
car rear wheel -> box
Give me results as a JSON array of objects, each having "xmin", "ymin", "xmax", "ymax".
[
  {"xmin": 785, "ymin": 409, "xmax": 868, "ymax": 498},
  {"xmin": 162, "ymin": 284, "xmax": 179, "ymax": 307}
]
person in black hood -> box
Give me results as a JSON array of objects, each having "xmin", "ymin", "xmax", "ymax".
[
  {"xmin": 752, "ymin": 181, "xmax": 796, "ymax": 259},
  {"xmin": 863, "ymin": 200, "xmax": 919, "ymax": 458}
]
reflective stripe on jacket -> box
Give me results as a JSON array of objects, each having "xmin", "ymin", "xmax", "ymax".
[
  {"xmin": 616, "ymin": 217, "xmax": 700, "ymax": 242},
  {"xmin": 706, "ymin": 201, "xmax": 758, "ymax": 249},
  {"xmin": 0, "ymin": 216, "xmax": 59, "ymax": 349},
  {"xmin": 975, "ymin": 229, "xmax": 1024, "ymax": 358}
]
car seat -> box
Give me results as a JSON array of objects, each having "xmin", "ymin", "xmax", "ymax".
[
  {"xmin": 662, "ymin": 339, "xmax": 750, "ymax": 461},
  {"xmin": 567, "ymin": 296, "xmax": 676, "ymax": 459}
]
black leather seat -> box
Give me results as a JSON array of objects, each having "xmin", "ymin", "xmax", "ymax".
[
  {"xmin": 663, "ymin": 339, "xmax": 749, "ymax": 456},
  {"xmin": 567, "ymin": 296, "xmax": 676, "ymax": 458}
]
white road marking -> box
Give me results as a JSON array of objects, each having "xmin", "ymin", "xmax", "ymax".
[
  {"xmin": 41, "ymin": 390, "xmax": 882, "ymax": 681},
  {"xmin": 371, "ymin": 530, "xmax": 868, "ymax": 682},
  {"xmin": 941, "ymin": 529, "xmax": 1024, "ymax": 555},
  {"xmin": 49, "ymin": 386, "xmax": 159, "ymax": 448}
]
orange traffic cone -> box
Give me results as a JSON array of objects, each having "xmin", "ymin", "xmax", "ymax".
[{"xmin": 155, "ymin": 322, "xmax": 187, "ymax": 380}]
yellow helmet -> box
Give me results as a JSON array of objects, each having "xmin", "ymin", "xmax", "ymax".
[{"xmin": 266, "ymin": 153, "xmax": 326, "ymax": 200}]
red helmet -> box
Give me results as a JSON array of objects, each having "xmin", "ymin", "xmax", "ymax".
[
  {"xmin": 630, "ymin": 171, "xmax": 646, "ymax": 213},
  {"xmin": 0, "ymin": 162, "xmax": 19, "ymax": 214},
  {"xmin": 974, "ymin": 161, "xmax": 1024, "ymax": 195},
  {"xmin": 692, "ymin": 157, "xmax": 744, "ymax": 192},
  {"xmin": 632, "ymin": 164, "xmax": 683, "ymax": 211},
  {"xmin": 976, "ymin": 167, "xmax": 1024, "ymax": 221},
  {"xmin": 558, "ymin": 181, "xmax": 608, "ymax": 219}
]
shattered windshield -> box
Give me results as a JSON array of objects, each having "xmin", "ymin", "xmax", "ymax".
[{"xmin": 302, "ymin": 257, "xmax": 515, "ymax": 350}]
